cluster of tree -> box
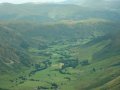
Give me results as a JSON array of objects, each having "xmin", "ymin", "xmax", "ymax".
[
  {"xmin": 37, "ymin": 83, "xmax": 58, "ymax": 90},
  {"xmin": 59, "ymin": 58, "xmax": 78, "ymax": 74},
  {"xmin": 80, "ymin": 60, "xmax": 90, "ymax": 66},
  {"xmin": 9, "ymin": 76, "xmax": 27, "ymax": 86},
  {"xmin": 29, "ymin": 60, "xmax": 52, "ymax": 76},
  {"xmin": 20, "ymin": 41, "xmax": 29, "ymax": 49},
  {"xmin": 38, "ymin": 43, "xmax": 48, "ymax": 50},
  {"xmin": 18, "ymin": 76, "xmax": 27, "ymax": 81},
  {"xmin": 64, "ymin": 77, "xmax": 71, "ymax": 81},
  {"xmin": 37, "ymin": 86, "xmax": 49, "ymax": 90},
  {"xmin": 51, "ymin": 83, "xmax": 58, "ymax": 89},
  {"xmin": 29, "ymin": 79, "xmax": 40, "ymax": 82}
]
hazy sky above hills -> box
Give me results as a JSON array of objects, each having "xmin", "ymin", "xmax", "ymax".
[
  {"xmin": 0, "ymin": 0, "xmax": 117, "ymax": 4},
  {"xmin": 0, "ymin": 0, "xmax": 119, "ymax": 8},
  {"xmin": 0, "ymin": 0, "xmax": 66, "ymax": 4}
]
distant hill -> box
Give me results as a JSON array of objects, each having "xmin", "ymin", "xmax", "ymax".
[
  {"xmin": 1, "ymin": 18, "xmax": 115, "ymax": 45},
  {"xmin": 0, "ymin": 3, "xmax": 120, "ymax": 22}
]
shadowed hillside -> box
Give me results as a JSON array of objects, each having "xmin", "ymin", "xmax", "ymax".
[{"xmin": 0, "ymin": 25, "xmax": 31, "ymax": 73}]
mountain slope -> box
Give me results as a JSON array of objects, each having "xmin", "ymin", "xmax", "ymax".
[{"xmin": 0, "ymin": 25, "xmax": 31, "ymax": 73}]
